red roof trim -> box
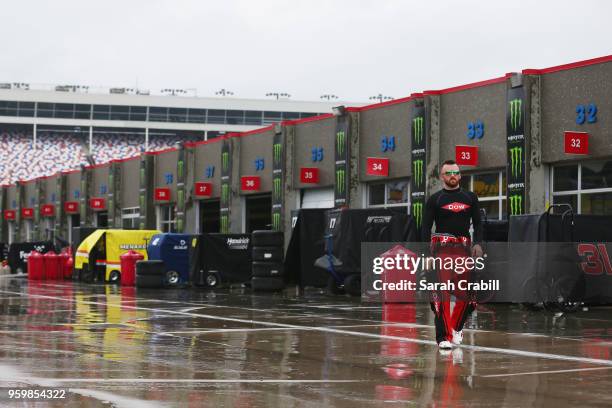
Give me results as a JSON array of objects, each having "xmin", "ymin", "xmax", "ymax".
[
  {"xmin": 84, "ymin": 162, "xmax": 111, "ymax": 170},
  {"xmin": 347, "ymin": 95, "xmax": 416, "ymax": 113},
  {"xmin": 523, "ymin": 55, "xmax": 612, "ymax": 75},
  {"xmin": 145, "ymin": 147, "xmax": 178, "ymax": 156},
  {"xmin": 236, "ymin": 125, "xmax": 275, "ymax": 138},
  {"xmin": 282, "ymin": 113, "xmax": 334, "ymax": 126},
  {"xmin": 61, "ymin": 169, "xmax": 81, "ymax": 175},
  {"xmin": 423, "ymin": 75, "xmax": 508, "ymax": 96}
]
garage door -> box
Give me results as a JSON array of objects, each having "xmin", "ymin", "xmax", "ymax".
[{"xmin": 301, "ymin": 188, "xmax": 334, "ymax": 209}]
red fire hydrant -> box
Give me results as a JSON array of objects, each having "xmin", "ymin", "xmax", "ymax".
[
  {"xmin": 120, "ymin": 250, "xmax": 144, "ymax": 286},
  {"xmin": 28, "ymin": 251, "xmax": 44, "ymax": 280}
]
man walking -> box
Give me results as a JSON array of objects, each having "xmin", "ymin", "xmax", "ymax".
[{"xmin": 422, "ymin": 160, "xmax": 483, "ymax": 350}]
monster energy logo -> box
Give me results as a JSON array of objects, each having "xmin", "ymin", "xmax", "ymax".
[
  {"xmin": 412, "ymin": 202, "xmax": 423, "ymax": 228},
  {"xmin": 413, "ymin": 160, "xmax": 423, "ymax": 187},
  {"xmin": 336, "ymin": 169, "xmax": 346, "ymax": 194},
  {"xmin": 509, "ymin": 194, "xmax": 523, "ymax": 216},
  {"xmin": 221, "ymin": 184, "xmax": 230, "ymax": 202},
  {"xmin": 273, "ymin": 178, "xmax": 282, "ymax": 200},
  {"xmin": 336, "ymin": 131, "xmax": 346, "ymax": 156},
  {"xmin": 140, "ymin": 168, "xmax": 145, "ymax": 184},
  {"xmin": 413, "ymin": 116, "xmax": 424, "ymax": 144},
  {"xmin": 509, "ymin": 98, "xmax": 522, "ymax": 131},
  {"xmin": 178, "ymin": 160, "xmax": 184, "ymax": 179},
  {"xmin": 273, "ymin": 143, "xmax": 282, "ymax": 163},
  {"xmin": 509, "ymin": 146, "xmax": 523, "ymax": 178},
  {"xmin": 272, "ymin": 212, "xmax": 281, "ymax": 230},
  {"xmin": 220, "ymin": 215, "xmax": 229, "ymax": 233},
  {"xmin": 222, "ymin": 152, "xmax": 229, "ymax": 171}
]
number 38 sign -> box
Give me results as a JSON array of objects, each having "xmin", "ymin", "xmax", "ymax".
[
  {"xmin": 455, "ymin": 145, "xmax": 478, "ymax": 166},
  {"xmin": 564, "ymin": 131, "xmax": 589, "ymax": 155}
]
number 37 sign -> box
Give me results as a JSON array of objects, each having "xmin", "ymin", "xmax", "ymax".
[{"xmin": 455, "ymin": 145, "xmax": 478, "ymax": 166}]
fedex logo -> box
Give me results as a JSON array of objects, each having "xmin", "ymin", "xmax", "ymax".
[{"xmin": 442, "ymin": 202, "xmax": 470, "ymax": 212}]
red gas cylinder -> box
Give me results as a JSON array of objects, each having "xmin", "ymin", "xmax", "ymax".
[
  {"xmin": 58, "ymin": 251, "xmax": 70, "ymax": 280},
  {"xmin": 65, "ymin": 256, "xmax": 74, "ymax": 280},
  {"xmin": 43, "ymin": 251, "xmax": 60, "ymax": 280},
  {"xmin": 120, "ymin": 250, "xmax": 145, "ymax": 286},
  {"xmin": 28, "ymin": 251, "xmax": 44, "ymax": 280}
]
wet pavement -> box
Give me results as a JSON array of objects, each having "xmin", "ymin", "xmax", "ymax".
[{"xmin": 0, "ymin": 276, "xmax": 611, "ymax": 407}]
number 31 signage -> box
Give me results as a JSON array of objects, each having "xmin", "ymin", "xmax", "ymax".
[
  {"xmin": 455, "ymin": 145, "xmax": 478, "ymax": 166},
  {"xmin": 564, "ymin": 131, "xmax": 589, "ymax": 155}
]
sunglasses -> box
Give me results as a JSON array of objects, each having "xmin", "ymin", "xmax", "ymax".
[{"xmin": 443, "ymin": 171, "xmax": 461, "ymax": 176}]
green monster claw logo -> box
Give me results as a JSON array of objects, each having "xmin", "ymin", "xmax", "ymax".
[
  {"xmin": 413, "ymin": 116, "xmax": 424, "ymax": 144},
  {"xmin": 336, "ymin": 131, "xmax": 346, "ymax": 156},
  {"xmin": 272, "ymin": 212, "xmax": 281, "ymax": 230},
  {"xmin": 221, "ymin": 184, "xmax": 229, "ymax": 202},
  {"xmin": 510, "ymin": 146, "xmax": 523, "ymax": 178},
  {"xmin": 220, "ymin": 215, "xmax": 229, "ymax": 233},
  {"xmin": 222, "ymin": 152, "xmax": 229, "ymax": 171},
  {"xmin": 178, "ymin": 160, "xmax": 184, "ymax": 179},
  {"xmin": 140, "ymin": 168, "xmax": 145, "ymax": 184},
  {"xmin": 273, "ymin": 178, "xmax": 281, "ymax": 200},
  {"xmin": 509, "ymin": 98, "xmax": 522, "ymax": 131},
  {"xmin": 177, "ymin": 190, "xmax": 184, "ymax": 208},
  {"xmin": 336, "ymin": 169, "xmax": 345, "ymax": 194},
  {"xmin": 413, "ymin": 160, "xmax": 423, "ymax": 187},
  {"xmin": 412, "ymin": 202, "xmax": 423, "ymax": 228},
  {"xmin": 273, "ymin": 143, "xmax": 282, "ymax": 163},
  {"xmin": 509, "ymin": 194, "xmax": 523, "ymax": 216}
]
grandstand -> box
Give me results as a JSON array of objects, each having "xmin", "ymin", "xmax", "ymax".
[{"xmin": 0, "ymin": 84, "xmax": 354, "ymax": 183}]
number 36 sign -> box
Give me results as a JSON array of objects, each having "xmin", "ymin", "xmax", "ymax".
[
  {"xmin": 564, "ymin": 131, "xmax": 589, "ymax": 155},
  {"xmin": 455, "ymin": 145, "xmax": 478, "ymax": 166}
]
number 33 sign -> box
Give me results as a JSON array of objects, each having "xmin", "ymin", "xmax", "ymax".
[{"xmin": 455, "ymin": 145, "xmax": 478, "ymax": 166}]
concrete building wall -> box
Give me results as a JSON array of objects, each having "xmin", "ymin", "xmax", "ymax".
[
  {"xmin": 292, "ymin": 117, "xmax": 335, "ymax": 188},
  {"xmin": 121, "ymin": 158, "xmax": 140, "ymax": 208},
  {"xmin": 154, "ymin": 150, "xmax": 179, "ymax": 202},
  {"xmin": 359, "ymin": 101, "xmax": 413, "ymax": 181},
  {"xmin": 238, "ymin": 130, "xmax": 274, "ymax": 195}
]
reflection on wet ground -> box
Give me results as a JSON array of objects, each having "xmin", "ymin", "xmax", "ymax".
[{"xmin": 0, "ymin": 277, "xmax": 611, "ymax": 407}]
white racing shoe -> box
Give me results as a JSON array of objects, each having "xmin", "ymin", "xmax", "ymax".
[
  {"xmin": 452, "ymin": 329, "xmax": 463, "ymax": 346},
  {"xmin": 438, "ymin": 340, "xmax": 453, "ymax": 350}
]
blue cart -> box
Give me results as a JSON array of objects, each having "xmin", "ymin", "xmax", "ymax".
[{"xmin": 147, "ymin": 233, "xmax": 191, "ymax": 286}]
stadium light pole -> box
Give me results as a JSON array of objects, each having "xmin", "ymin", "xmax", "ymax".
[
  {"xmin": 215, "ymin": 89, "xmax": 234, "ymax": 97},
  {"xmin": 266, "ymin": 92, "xmax": 291, "ymax": 100},
  {"xmin": 320, "ymin": 94, "xmax": 339, "ymax": 101},
  {"xmin": 369, "ymin": 94, "xmax": 393, "ymax": 103},
  {"xmin": 161, "ymin": 88, "xmax": 187, "ymax": 96}
]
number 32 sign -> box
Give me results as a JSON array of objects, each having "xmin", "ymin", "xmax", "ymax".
[
  {"xmin": 564, "ymin": 131, "xmax": 589, "ymax": 155},
  {"xmin": 455, "ymin": 145, "xmax": 478, "ymax": 166}
]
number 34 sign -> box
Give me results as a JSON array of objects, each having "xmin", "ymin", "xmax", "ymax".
[
  {"xmin": 366, "ymin": 158, "xmax": 389, "ymax": 176},
  {"xmin": 455, "ymin": 145, "xmax": 478, "ymax": 166},
  {"xmin": 564, "ymin": 131, "xmax": 589, "ymax": 155}
]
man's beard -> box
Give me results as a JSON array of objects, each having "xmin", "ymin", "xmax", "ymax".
[{"xmin": 445, "ymin": 178, "xmax": 459, "ymax": 188}]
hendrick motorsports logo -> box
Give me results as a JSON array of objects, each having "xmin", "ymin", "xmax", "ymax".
[
  {"xmin": 509, "ymin": 98, "xmax": 522, "ymax": 131},
  {"xmin": 120, "ymin": 244, "xmax": 147, "ymax": 250},
  {"xmin": 509, "ymin": 146, "xmax": 523, "ymax": 178},
  {"xmin": 412, "ymin": 202, "xmax": 423, "ymax": 228},
  {"xmin": 413, "ymin": 116, "xmax": 424, "ymax": 144},
  {"xmin": 222, "ymin": 151, "xmax": 229, "ymax": 171},
  {"xmin": 273, "ymin": 143, "xmax": 282, "ymax": 163},
  {"xmin": 336, "ymin": 169, "xmax": 346, "ymax": 193},
  {"xmin": 366, "ymin": 216, "xmax": 392, "ymax": 224},
  {"xmin": 336, "ymin": 130, "xmax": 346, "ymax": 156},
  {"xmin": 509, "ymin": 194, "xmax": 523, "ymax": 216},
  {"xmin": 413, "ymin": 159, "xmax": 423, "ymax": 187},
  {"xmin": 227, "ymin": 237, "xmax": 249, "ymax": 250}
]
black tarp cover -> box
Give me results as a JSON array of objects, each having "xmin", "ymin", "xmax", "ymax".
[
  {"xmin": 284, "ymin": 209, "xmax": 328, "ymax": 287},
  {"xmin": 324, "ymin": 208, "xmax": 416, "ymax": 275},
  {"xmin": 189, "ymin": 233, "xmax": 252, "ymax": 285},
  {"xmin": 507, "ymin": 213, "xmax": 612, "ymax": 304},
  {"xmin": 8, "ymin": 241, "xmax": 55, "ymax": 273}
]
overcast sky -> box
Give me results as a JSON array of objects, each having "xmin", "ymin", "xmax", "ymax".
[{"xmin": 1, "ymin": 0, "xmax": 610, "ymax": 103}]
